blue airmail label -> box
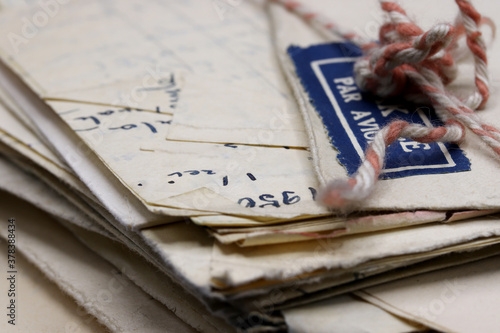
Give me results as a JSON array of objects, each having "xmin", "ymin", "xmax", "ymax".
[{"xmin": 288, "ymin": 42, "xmax": 471, "ymax": 179}]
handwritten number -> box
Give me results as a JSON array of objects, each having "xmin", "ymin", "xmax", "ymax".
[
  {"xmin": 237, "ymin": 189, "xmax": 309, "ymax": 209},
  {"xmin": 184, "ymin": 170, "xmax": 200, "ymax": 175},
  {"xmin": 142, "ymin": 122, "xmax": 158, "ymax": 133},
  {"xmin": 258, "ymin": 194, "xmax": 280, "ymax": 208},
  {"xmin": 308, "ymin": 187, "xmax": 317, "ymax": 201},
  {"xmin": 201, "ymin": 170, "xmax": 215, "ymax": 175},
  {"xmin": 238, "ymin": 197, "xmax": 255, "ymax": 208},
  {"xmin": 282, "ymin": 191, "xmax": 300, "ymax": 205}
]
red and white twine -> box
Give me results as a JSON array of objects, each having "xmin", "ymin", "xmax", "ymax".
[{"xmin": 273, "ymin": 0, "xmax": 499, "ymax": 209}]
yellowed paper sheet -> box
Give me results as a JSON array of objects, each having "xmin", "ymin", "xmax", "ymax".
[
  {"xmin": 0, "ymin": 0, "xmax": 306, "ymax": 147},
  {"xmin": 210, "ymin": 214, "xmax": 500, "ymax": 290},
  {"xmin": 0, "ymin": 96, "xmax": 97, "ymax": 199},
  {"xmin": 0, "ymin": 239, "xmax": 109, "ymax": 333},
  {"xmin": 206, "ymin": 210, "xmax": 464, "ymax": 246},
  {"xmin": 357, "ymin": 253, "xmax": 500, "ymax": 333},
  {"xmin": 283, "ymin": 294, "xmax": 422, "ymax": 333},
  {"xmin": 0, "ymin": 192, "xmax": 197, "ymax": 333}
]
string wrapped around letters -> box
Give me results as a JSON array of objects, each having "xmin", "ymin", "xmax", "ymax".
[{"xmin": 272, "ymin": 0, "xmax": 498, "ymax": 209}]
